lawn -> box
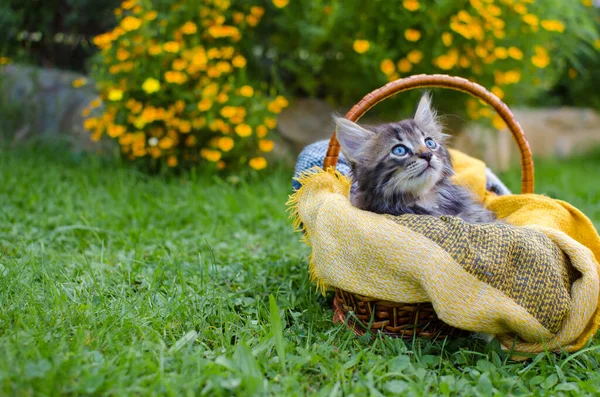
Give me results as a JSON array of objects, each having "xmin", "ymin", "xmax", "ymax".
[{"xmin": 1, "ymin": 146, "xmax": 600, "ymax": 396}]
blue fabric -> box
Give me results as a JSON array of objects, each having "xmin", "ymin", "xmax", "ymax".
[{"xmin": 293, "ymin": 140, "xmax": 351, "ymax": 191}]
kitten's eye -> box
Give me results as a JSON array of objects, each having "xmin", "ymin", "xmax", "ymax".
[
  {"xmin": 391, "ymin": 145, "xmax": 409, "ymax": 157},
  {"xmin": 425, "ymin": 138, "xmax": 438, "ymax": 150}
]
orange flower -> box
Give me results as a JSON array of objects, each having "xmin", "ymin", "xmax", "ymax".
[
  {"xmin": 249, "ymin": 157, "xmax": 267, "ymax": 170},
  {"xmin": 402, "ymin": 0, "xmax": 420, "ymax": 11},
  {"xmin": 167, "ymin": 156, "xmax": 178, "ymax": 167},
  {"xmin": 181, "ymin": 21, "xmax": 197, "ymax": 34},
  {"xmin": 272, "ymin": 0, "xmax": 289, "ymax": 8},
  {"xmin": 256, "ymin": 125, "xmax": 268, "ymax": 138},
  {"xmin": 380, "ymin": 59, "xmax": 395, "ymax": 76},
  {"xmin": 264, "ymin": 117, "xmax": 277, "ymax": 129},
  {"xmin": 197, "ymin": 99, "xmax": 213, "ymax": 111},
  {"xmin": 218, "ymin": 137, "xmax": 235, "ymax": 152},
  {"xmin": 163, "ymin": 41, "xmax": 181, "ymax": 53},
  {"xmin": 442, "ymin": 32, "xmax": 453, "ymax": 47},
  {"xmin": 72, "ymin": 77, "xmax": 87, "ymax": 88},
  {"xmin": 235, "ymin": 124, "xmax": 252, "ymax": 137},
  {"xmin": 201, "ymin": 149, "xmax": 222, "ymax": 162},
  {"xmin": 240, "ymin": 85, "xmax": 254, "ymax": 97},
  {"xmin": 107, "ymin": 124, "xmax": 126, "ymax": 138},
  {"xmin": 232, "ymin": 55, "xmax": 247, "ymax": 68},
  {"xmin": 404, "ymin": 29, "xmax": 421, "ymax": 42},
  {"xmin": 164, "ymin": 71, "xmax": 187, "ymax": 84},
  {"xmin": 397, "ymin": 59, "xmax": 412, "ymax": 73},
  {"xmin": 407, "ymin": 50, "xmax": 423, "ymax": 64},
  {"xmin": 353, "ymin": 40, "xmax": 370, "ymax": 54},
  {"xmin": 144, "ymin": 11, "xmax": 157, "ymax": 21},
  {"xmin": 258, "ymin": 139, "xmax": 274, "ymax": 152},
  {"xmin": 121, "ymin": 16, "xmax": 142, "ymax": 31}
]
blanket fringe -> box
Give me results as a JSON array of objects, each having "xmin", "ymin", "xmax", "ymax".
[{"xmin": 286, "ymin": 166, "xmax": 353, "ymax": 295}]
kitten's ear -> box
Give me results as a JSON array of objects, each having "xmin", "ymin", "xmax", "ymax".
[
  {"xmin": 333, "ymin": 116, "xmax": 372, "ymax": 163},
  {"xmin": 414, "ymin": 93, "xmax": 442, "ymax": 134}
]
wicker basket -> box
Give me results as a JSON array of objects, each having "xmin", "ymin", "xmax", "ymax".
[{"xmin": 325, "ymin": 74, "xmax": 535, "ymax": 339}]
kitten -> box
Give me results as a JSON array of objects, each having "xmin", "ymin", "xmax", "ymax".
[{"xmin": 334, "ymin": 93, "xmax": 496, "ymax": 224}]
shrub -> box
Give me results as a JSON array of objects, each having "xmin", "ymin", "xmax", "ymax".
[
  {"xmin": 0, "ymin": 0, "xmax": 120, "ymax": 71},
  {"xmin": 83, "ymin": 0, "xmax": 286, "ymax": 171},
  {"xmin": 259, "ymin": 0, "xmax": 599, "ymax": 127}
]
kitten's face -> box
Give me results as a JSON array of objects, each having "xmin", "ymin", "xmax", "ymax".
[{"xmin": 335, "ymin": 94, "xmax": 452, "ymax": 198}]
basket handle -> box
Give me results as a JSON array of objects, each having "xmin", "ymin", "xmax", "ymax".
[{"xmin": 323, "ymin": 74, "xmax": 534, "ymax": 194}]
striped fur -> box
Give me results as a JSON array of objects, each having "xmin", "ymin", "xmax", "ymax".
[{"xmin": 334, "ymin": 94, "xmax": 496, "ymax": 224}]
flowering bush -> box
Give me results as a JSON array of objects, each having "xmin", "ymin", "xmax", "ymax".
[
  {"xmin": 260, "ymin": 0, "xmax": 599, "ymax": 129},
  {"xmin": 83, "ymin": 0, "xmax": 287, "ymax": 171}
]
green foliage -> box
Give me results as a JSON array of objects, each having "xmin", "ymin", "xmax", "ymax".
[
  {"xmin": 257, "ymin": 0, "xmax": 599, "ymax": 121},
  {"xmin": 0, "ymin": 0, "xmax": 120, "ymax": 71},
  {"xmin": 1, "ymin": 146, "xmax": 600, "ymax": 395}
]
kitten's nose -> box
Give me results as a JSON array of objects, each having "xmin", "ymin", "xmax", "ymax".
[{"xmin": 417, "ymin": 151, "xmax": 432, "ymax": 163}]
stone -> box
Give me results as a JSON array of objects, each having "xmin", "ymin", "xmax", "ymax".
[
  {"xmin": 452, "ymin": 107, "xmax": 600, "ymax": 172},
  {"xmin": 0, "ymin": 64, "xmax": 113, "ymax": 153}
]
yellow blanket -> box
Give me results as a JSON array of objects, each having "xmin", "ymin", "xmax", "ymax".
[{"xmin": 288, "ymin": 149, "xmax": 600, "ymax": 354}]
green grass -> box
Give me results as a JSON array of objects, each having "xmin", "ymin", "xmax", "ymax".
[{"xmin": 1, "ymin": 147, "xmax": 600, "ymax": 396}]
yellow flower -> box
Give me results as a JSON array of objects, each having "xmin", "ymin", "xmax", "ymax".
[
  {"xmin": 72, "ymin": 77, "xmax": 87, "ymax": 88},
  {"xmin": 442, "ymin": 32, "xmax": 453, "ymax": 47},
  {"xmin": 235, "ymin": 124, "xmax": 252, "ymax": 137},
  {"xmin": 163, "ymin": 41, "xmax": 181, "ymax": 53},
  {"xmin": 0, "ymin": 57, "xmax": 11, "ymax": 65},
  {"xmin": 434, "ymin": 49, "xmax": 458, "ymax": 70},
  {"xmin": 402, "ymin": 0, "xmax": 420, "ymax": 11},
  {"xmin": 531, "ymin": 46, "xmax": 550, "ymax": 68},
  {"xmin": 172, "ymin": 59, "xmax": 187, "ymax": 71},
  {"xmin": 493, "ymin": 47, "xmax": 508, "ymax": 59},
  {"xmin": 492, "ymin": 115, "xmax": 506, "ymax": 130},
  {"xmin": 197, "ymin": 99, "xmax": 213, "ymax": 111},
  {"xmin": 216, "ymin": 61, "xmax": 232, "ymax": 73},
  {"xmin": 121, "ymin": 16, "xmax": 142, "ymax": 31},
  {"xmin": 503, "ymin": 70, "xmax": 521, "ymax": 84},
  {"xmin": 396, "ymin": 59, "xmax": 411, "ymax": 73},
  {"xmin": 256, "ymin": 125, "xmax": 268, "ymax": 138},
  {"xmin": 513, "ymin": 4, "xmax": 527, "ymax": 14},
  {"xmin": 259, "ymin": 139, "xmax": 274, "ymax": 152},
  {"xmin": 121, "ymin": 0, "xmax": 136, "ymax": 9},
  {"xmin": 594, "ymin": 39, "xmax": 600, "ymax": 50},
  {"xmin": 108, "ymin": 89, "xmax": 124, "ymax": 101},
  {"xmin": 167, "ymin": 156, "xmax": 178, "ymax": 167},
  {"xmin": 507, "ymin": 46, "xmax": 523, "ymax": 60},
  {"xmin": 240, "ymin": 85, "xmax": 254, "ymax": 97},
  {"xmin": 207, "ymin": 25, "xmax": 240, "ymax": 39},
  {"xmin": 353, "ymin": 40, "xmax": 370, "ymax": 54},
  {"xmin": 582, "ymin": 0, "xmax": 592, "ymax": 5},
  {"xmin": 217, "ymin": 92, "xmax": 229, "ymax": 103},
  {"xmin": 142, "ymin": 78, "xmax": 160, "ymax": 94},
  {"xmin": 407, "ymin": 50, "xmax": 423, "ymax": 64},
  {"xmin": 491, "ymin": 86, "xmax": 504, "ymax": 100},
  {"xmin": 192, "ymin": 118, "xmax": 206, "ymax": 128},
  {"xmin": 145, "ymin": 11, "xmax": 157, "ymax": 21},
  {"xmin": 81, "ymin": 107, "xmax": 91, "ymax": 117},
  {"xmin": 264, "ymin": 117, "xmax": 277, "ymax": 129},
  {"xmin": 164, "ymin": 71, "xmax": 188, "ymax": 84},
  {"xmin": 541, "ymin": 20, "xmax": 565, "ymax": 33},
  {"xmin": 487, "ymin": 4, "xmax": 501, "ymax": 16},
  {"xmin": 249, "ymin": 157, "xmax": 267, "ymax": 170},
  {"xmin": 568, "ymin": 68, "xmax": 578, "ymax": 79},
  {"xmin": 217, "ymin": 161, "xmax": 226, "ymax": 170},
  {"xmin": 90, "ymin": 98, "xmax": 102, "ymax": 108},
  {"xmin": 84, "ymin": 118, "xmax": 98, "ymax": 130},
  {"xmin": 203, "ymin": 83, "xmax": 219, "ymax": 97},
  {"xmin": 218, "ymin": 137, "xmax": 235, "ymax": 152},
  {"xmin": 523, "ymin": 14, "xmax": 539, "ymax": 26},
  {"xmin": 181, "ymin": 21, "xmax": 197, "ymax": 35},
  {"xmin": 404, "ymin": 29, "xmax": 421, "ymax": 42},
  {"xmin": 232, "ymin": 55, "xmax": 247, "ymax": 68},
  {"xmin": 268, "ymin": 102, "xmax": 282, "ymax": 114},
  {"xmin": 246, "ymin": 15, "xmax": 260, "ymax": 27},
  {"xmin": 220, "ymin": 106, "xmax": 237, "ymax": 118},
  {"xmin": 251, "ymin": 6, "xmax": 265, "ymax": 17},
  {"xmin": 380, "ymin": 59, "xmax": 395, "ymax": 76},
  {"xmin": 272, "ymin": 0, "xmax": 289, "ymax": 8},
  {"xmin": 148, "ymin": 44, "xmax": 162, "ymax": 55},
  {"xmin": 201, "ymin": 149, "xmax": 222, "ymax": 162}
]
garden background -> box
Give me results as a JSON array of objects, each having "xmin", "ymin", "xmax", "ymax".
[{"xmin": 1, "ymin": 0, "xmax": 600, "ymax": 395}]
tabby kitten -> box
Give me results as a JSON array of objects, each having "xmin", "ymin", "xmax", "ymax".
[{"xmin": 334, "ymin": 93, "xmax": 496, "ymax": 224}]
